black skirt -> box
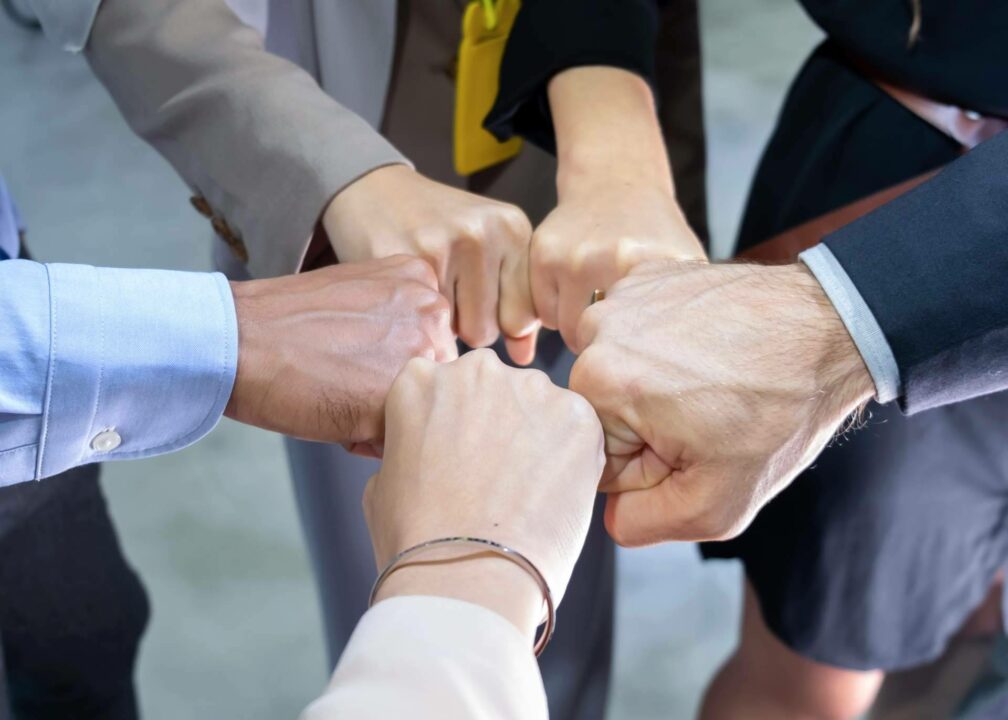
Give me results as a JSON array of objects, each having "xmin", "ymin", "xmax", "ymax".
[{"xmin": 701, "ymin": 43, "xmax": 1008, "ymax": 671}]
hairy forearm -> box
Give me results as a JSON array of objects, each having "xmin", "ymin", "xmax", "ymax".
[{"xmin": 548, "ymin": 66, "xmax": 673, "ymax": 196}]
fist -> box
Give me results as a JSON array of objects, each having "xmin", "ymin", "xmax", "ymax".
[
  {"xmin": 324, "ymin": 165, "xmax": 539, "ymax": 364},
  {"xmin": 366, "ymin": 349, "xmax": 605, "ymax": 608},
  {"xmin": 530, "ymin": 178, "xmax": 706, "ymax": 352},
  {"xmin": 226, "ymin": 255, "xmax": 457, "ymax": 447},
  {"xmin": 570, "ymin": 261, "xmax": 874, "ymax": 545}
]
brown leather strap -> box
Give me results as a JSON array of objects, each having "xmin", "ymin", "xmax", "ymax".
[
  {"xmin": 739, "ymin": 76, "xmax": 996, "ymax": 262},
  {"xmin": 739, "ymin": 169, "xmax": 939, "ymax": 262}
]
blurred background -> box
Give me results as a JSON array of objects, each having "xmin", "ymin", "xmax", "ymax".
[{"xmin": 0, "ymin": 1, "xmax": 823, "ymax": 717}]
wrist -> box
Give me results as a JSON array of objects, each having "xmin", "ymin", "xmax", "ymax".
[
  {"xmin": 224, "ymin": 279, "xmax": 263, "ymax": 423},
  {"xmin": 374, "ymin": 553, "xmax": 543, "ymax": 641},
  {"xmin": 549, "ymin": 67, "xmax": 673, "ymax": 195},
  {"xmin": 785, "ymin": 264, "xmax": 876, "ymax": 408},
  {"xmin": 321, "ymin": 164, "xmax": 415, "ymax": 259}
]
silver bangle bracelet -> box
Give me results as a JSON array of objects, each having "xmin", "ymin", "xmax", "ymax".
[{"xmin": 368, "ymin": 536, "xmax": 556, "ymax": 657}]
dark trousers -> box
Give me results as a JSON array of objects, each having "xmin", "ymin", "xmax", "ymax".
[{"xmin": 0, "ymin": 464, "xmax": 149, "ymax": 720}]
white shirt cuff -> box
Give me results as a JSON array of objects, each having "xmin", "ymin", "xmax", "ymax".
[{"xmin": 800, "ymin": 244, "xmax": 901, "ymax": 403}]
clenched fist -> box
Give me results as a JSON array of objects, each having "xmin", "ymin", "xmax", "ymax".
[
  {"xmin": 226, "ymin": 255, "xmax": 456, "ymax": 447},
  {"xmin": 531, "ymin": 178, "xmax": 706, "ymax": 351},
  {"xmin": 570, "ymin": 260, "xmax": 875, "ymax": 546},
  {"xmin": 534, "ymin": 66, "xmax": 707, "ymax": 352},
  {"xmin": 323, "ymin": 165, "xmax": 539, "ymax": 364},
  {"xmin": 367, "ymin": 349, "xmax": 604, "ymax": 635}
]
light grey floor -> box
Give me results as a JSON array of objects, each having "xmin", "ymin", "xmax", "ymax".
[{"xmin": 0, "ymin": 2, "xmax": 821, "ymax": 718}]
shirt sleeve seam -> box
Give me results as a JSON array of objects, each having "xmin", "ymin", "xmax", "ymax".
[
  {"xmin": 34, "ymin": 264, "xmax": 57, "ymax": 481},
  {"xmin": 81, "ymin": 266, "xmax": 108, "ymax": 463}
]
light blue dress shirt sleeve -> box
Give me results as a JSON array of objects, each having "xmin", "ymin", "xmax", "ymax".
[
  {"xmin": 0, "ymin": 260, "xmax": 237, "ymax": 485},
  {"xmin": 28, "ymin": 0, "xmax": 104, "ymax": 52},
  {"xmin": 800, "ymin": 244, "xmax": 901, "ymax": 404}
]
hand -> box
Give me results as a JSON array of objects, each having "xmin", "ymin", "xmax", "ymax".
[
  {"xmin": 537, "ymin": 65, "xmax": 706, "ymax": 350},
  {"xmin": 532, "ymin": 177, "xmax": 706, "ymax": 350},
  {"xmin": 365, "ymin": 349, "xmax": 604, "ymax": 638},
  {"xmin": 570, "ymin": 261, "xmax": 875, "ymax": 546},
  {"xmin": 225, "ymin": 256, "xmax": 456, "ymax": 449},
  {"xmin": 323, "ymin": 165, "xmax": 539, "ymax": 364}
]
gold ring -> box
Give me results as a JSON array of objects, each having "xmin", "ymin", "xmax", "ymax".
[{"xmin": 590, "ymin": 288, "xmax": 606, "ymax": 305}]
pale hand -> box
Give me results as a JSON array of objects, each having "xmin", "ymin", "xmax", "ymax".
[
  {"xmin": 366, "ymin": 349, "xmax": 604, "ymax": 637},
  {"xmin": 324, "ymin": 165, "xmax": 539, "ymax": 364},
  {"xmin": 570, "ymin": 261, "xmax": 875, "ymax": 546},
  {"xmin": 225, "ymin": 256, "xmax": 456, "ymax": 449},
  {"xmin": 538, "ymin": 65, "xmax": 707, "ymax": 351},
  {"xmin": 531, "ymin": 177, "xmax": 706, "ymax": 351}
]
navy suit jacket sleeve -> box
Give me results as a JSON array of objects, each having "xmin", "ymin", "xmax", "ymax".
[{"xmin": 822, "ymin": 130, "xmax": 1008, "ymax": 413}]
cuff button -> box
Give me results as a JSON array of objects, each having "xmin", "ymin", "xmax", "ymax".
[{"xmin": 91, "ymin": 429, "xmax": 122, "ymax": 453}]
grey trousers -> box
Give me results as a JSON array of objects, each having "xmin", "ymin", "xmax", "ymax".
[{"xmin": 287, "ymin": 334, "xmax": 615, "ymax": 720}]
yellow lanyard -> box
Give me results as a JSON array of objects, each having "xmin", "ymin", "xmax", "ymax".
[
  {"xmin": 453, "ymin": 0, "xmax": 523, "ymax": 176},
  {"xmin": 480, "ymin": 0, "xmax": 499, "ymax": 30}
]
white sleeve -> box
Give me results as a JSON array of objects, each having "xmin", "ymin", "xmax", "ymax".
[{"xmin": 300, "ymin": 596, "xmax": 548, "ymax": 720}]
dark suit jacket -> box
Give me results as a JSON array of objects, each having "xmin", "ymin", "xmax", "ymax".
[{"xmin": 486, "ymin": 0, "xmax": 1008, "ymax": 414}]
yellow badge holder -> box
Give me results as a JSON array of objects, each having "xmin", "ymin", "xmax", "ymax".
[{"xmin": 453, "ymin": 0, "xmax": 523, "ymax": 176}]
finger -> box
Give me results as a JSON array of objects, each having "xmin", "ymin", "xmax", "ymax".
[
  {"xmin": 603, "ymin": 478, "xmax": 683, "ymax": 547},
  {"xmin": 603, "ymin": 489, "xmax": 673, "ymax": 547},
  {"xmin": 556, "ymin": 276, "xmax": 601, "ymax": 353},
  {"xmin": 428, "ymin": 303, "xmax": 460, "ymax": 364},
  {"xmin": 529, "ymin": 244, "xmax": 560, "ymax": 330},
  {"xmin": 599, "ymin": 443, "xmax": 673, "ymax": 493},
  {"xmin": 575, "ymin": 301, "xmax": 605, "ymax": 354},
  {"xmin": 499, "ymin": 242, "xmax": 540, "ymax": 348},
  {"xmin": 504, "ymin": 326, "xmax": 539, "ymax": 366},
  {"xmin": 343, "ymin": 441, "xmax": 384, "ymax": 459},
  {"xmin": 454, "ymin": 252, "xmax": 499, "ymax": 348}
]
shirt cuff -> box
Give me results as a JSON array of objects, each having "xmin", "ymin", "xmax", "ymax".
[
  {"xmin": 800, "ymin": 244, "xmax": 901, "ymax": 403},
  {"xmin": 37, "ymin": 264, "xmax": 237, "ymax": 479}
]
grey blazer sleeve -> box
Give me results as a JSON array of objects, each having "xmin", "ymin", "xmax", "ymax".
[{"xmin": 34, "ymin": 0, "xmax": 409, "ymax": 278}]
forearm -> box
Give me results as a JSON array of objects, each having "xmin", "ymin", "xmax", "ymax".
[
  {"xmin": 302, "ymin": 596, "xmax": 547, "ymax": 720},
  {"xmin": 80, "ymin": 0, "xmax": 408, "ymax": 278},
  {"xmin": 549, "ymin": 66, "xmax": 674, "ymax": 196}
]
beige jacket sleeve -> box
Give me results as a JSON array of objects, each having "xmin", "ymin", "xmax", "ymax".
[
  {"xmin": 300, "ymin": 596, "xmax": 549, "ymax": 720},
  {"xmin": 32, "ymin": 0, "xmax": 409, "ymax": 278}
]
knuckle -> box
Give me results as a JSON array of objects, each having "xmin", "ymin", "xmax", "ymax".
[
  {"xmin": 568, "ymin": 346, "xmax": 608, "ymax": 395},
  {"xmin": 396, "ymin": 255, "xmax": 439, "ymax": 286},
  {"xmin": 461, "ymin": 323, "xmax": 499, "ymax": 349},
  {"xmin": 463, "ymin": 347, "xmax": 500, "ymax": 370},
  {"xmin": 564, "ymin": 390, "xmax": 599, "ymax": 426},
  {"xmin": 393, "ymin": 356, "xmax": 435, "ymax": 395},
  {"xmin": 420, "ymin": 292, "xmax": 452, "ymax": 327},
  {"xmin": 531, "ymin": 232, "xmax": 564, "ymax": 269},
  {"xmin": 500, "ymin": 205, "xmax": 532, "ymax": 239}
]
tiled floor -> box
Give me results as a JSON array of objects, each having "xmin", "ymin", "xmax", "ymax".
[{"xmin": 0, "ymin": 2, "xmax": 822, "ymax": 718}]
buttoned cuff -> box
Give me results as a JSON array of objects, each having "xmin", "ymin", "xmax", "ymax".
[
  {"xmin": 800, "ymin": 244, "xmax": 901, "ymax": 403},
  {"xmin": 37, "ymin": 264, "xmax": 237, "ymax": 479},
  {"xmin": 30, "ymin": 0, "xmax": 104, "ymax": 52}
]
